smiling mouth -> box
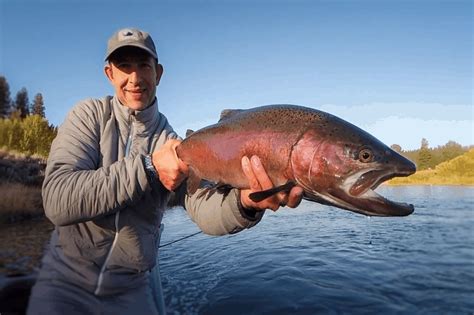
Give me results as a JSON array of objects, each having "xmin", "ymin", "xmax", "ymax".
[
  {"xmin": 125, "ymin": 89, "xmax": 147, "ymax": 101},
  {"xmin": 126, "ymin": 89, "xmax": 145, "ymax": 94}
]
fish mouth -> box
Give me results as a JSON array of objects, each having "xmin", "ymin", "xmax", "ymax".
[
  {"xmin": 350, "ymin": 169, "xmax": 400, "ymax": 196},
  {"xmin": 301, "ymin": 166, "xmax": 415, "ymax": 217},
  {"xmin": 336, "ymin": 168, "xmax": 415, "ymax": 216}
]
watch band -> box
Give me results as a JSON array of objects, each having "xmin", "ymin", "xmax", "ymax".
[{"xmin": 143, "ymin": 154, "xmax": 158, "ymax": 183}]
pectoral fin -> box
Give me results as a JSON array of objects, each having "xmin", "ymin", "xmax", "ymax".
[
  {"xmin": 186, "ymin": 168, "xmax": 201, "ymax": 195},
  {"xmin": 248, "ymin": 181, "xmax": 296, "ymax": 202}
]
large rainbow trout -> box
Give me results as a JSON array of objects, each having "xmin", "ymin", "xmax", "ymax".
[{"xmin": 176, "ymin": 105, "xmax": 416, "ymax": 216}]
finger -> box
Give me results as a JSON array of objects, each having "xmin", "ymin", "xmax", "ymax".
[
  {"xmin": 287, "ymin": 186, "xmax": 304, "ymax": 208},
  {"xmin": 242, "ymin": 156, "xmax": 261, "ymax": 191},
  {"xmin": 250, "ymin": 156, "xmax": 273, "ymax": 190},
  {"xmin": 250, "ymin": 156, "xmax": 285, "ymax": 208},
  {"xmin": 168, "ymin": 140, "xmax": 189, "ymax": 174},
  {"xmin": 277, "ymin": 191, "xmax": 289, "ymax": 207},
  {"xmin": 166, "ymin": 138, "xmax": 181, "ymax": 148}
]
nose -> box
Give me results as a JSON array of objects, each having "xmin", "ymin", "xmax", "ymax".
[
  {"xmin": 394, "ymin": 152, "xmax": 417, "ymax": 175},
  {"xmin": 129, "ymin": 72, "xmax": 138, "ymax": 84},
  {"xmin": 405, "ymin": 159, "xmax": 417, "ymax": 174},
  {"xmin": 384, "ymin": 149, "xmax": 416, "ymax": 176},
  {"xmin": 128, "ymin": 68, "xmax": 141, "ymax": 85}
]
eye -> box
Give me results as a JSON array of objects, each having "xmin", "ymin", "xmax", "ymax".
[
  {"xmin": 117, "ymin": 62, "xmax": 131, "ymax": 69},
  {"xmin": 358, "ymin": 148, "xmax": 374, "ymax": 163}
]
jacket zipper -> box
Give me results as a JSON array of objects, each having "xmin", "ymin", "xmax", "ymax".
[{"xmin": 94, "ymin": 114, "xmax": 134, "ymax": 295}]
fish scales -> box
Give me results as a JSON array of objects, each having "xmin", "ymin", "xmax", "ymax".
[
  {"xmin": 178, "ymin": 106, "xmax": 319, "ymax": 187},
  {"xmin": 176, "ymin": 105, "xmax": 416, "ymax": 217}
]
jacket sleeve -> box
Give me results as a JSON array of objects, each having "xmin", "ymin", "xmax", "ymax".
[
  {"xmin": 42, "ymin": 100, "xmax": 150, "ymax": 226},
  {"xmin": 169, "ymin": 184, "xmax": 265, "ymax": 236}
]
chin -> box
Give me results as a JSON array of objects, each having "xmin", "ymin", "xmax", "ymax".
[{"xmin": 125, "ymin": 100, "xmax": 148, "ymax": 111}]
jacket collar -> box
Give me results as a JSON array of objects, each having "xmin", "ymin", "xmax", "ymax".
[{"xmin": 112, "ymin": 96, "xmax": 161, "ymax": 134}]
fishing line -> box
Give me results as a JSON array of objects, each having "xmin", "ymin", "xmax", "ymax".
[{"xmin": 159, "ymin": 231, "xmax": 203, "ymax": 248}]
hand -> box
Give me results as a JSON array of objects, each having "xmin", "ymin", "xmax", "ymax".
[
  {"xmin": 240, "ymin": 155, "xmax": 304, "ymax": 211},
  {"xmin": 151, "ymin": 139, "xmax": 189, "ymax": 191}
]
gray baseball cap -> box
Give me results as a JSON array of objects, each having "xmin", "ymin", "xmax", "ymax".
[{"xmin": 105, "ymin": 28, "xmax": 158, "ymax": 61}]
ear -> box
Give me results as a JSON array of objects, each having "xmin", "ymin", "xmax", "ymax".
[
  {"xmin": 155, "ymin": 63, "xmax": 164, "ymax": 86},
  {"xmin": 104, "ymin": 63, "xmax": 114, "ymax": 82}
]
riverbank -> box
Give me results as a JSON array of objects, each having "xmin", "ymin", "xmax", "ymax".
[
  {"xmin": 0, "ymin": 217, "xmax": 53, "ymax": 276},
  {"xmin": 388, "ymin": 149, "xmax": 474, "ymax": 186},
  {"xmin": 0, "ymin": 149, "xmax": 51, "ymax": 276},
  {"xmin": 0, "ymin": 149, "xmax": 45, "ymax": 223},
  {"xmin": 1, "ymin": 148, "xmax": 473, "ymax": 222}
]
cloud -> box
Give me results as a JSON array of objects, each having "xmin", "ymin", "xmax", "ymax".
[
  {"xmin": 318, "ymin": 102, "xmax": 473, "ymax": 125},
  {"xmin": 363, "ymin": 117, "xmax": 473, "ymax": 150},
  {"xmin": 174, "ymin": 102, "xmax": 473, "ymax": 150},
  {"xmin": 317, "ymin": 102, "xmax": 473, "ymax": 150}
]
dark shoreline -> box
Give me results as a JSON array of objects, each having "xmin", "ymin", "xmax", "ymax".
[
  {"xmin": 0, "ymin": 217, "xmax": 52, "ymax": 276},
  {"xmin": 0, "ymin": 151, "xmax": 49, "ymax": 278}
]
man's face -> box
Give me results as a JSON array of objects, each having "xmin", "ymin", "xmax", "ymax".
[{"xmin": 104, "ymin": 47, "xmax": 163, "ymax": 111}]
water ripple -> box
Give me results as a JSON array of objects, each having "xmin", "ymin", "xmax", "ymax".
[{"xmin": 160, "ymin": 186, "xmax": 474, "ymax": 314}]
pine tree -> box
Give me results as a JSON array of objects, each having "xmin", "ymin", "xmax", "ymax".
[
  {"xmin": 390, "ymin": 144, "xmax": 402, "ymax": 153},
  {"xmin": 441, "ymin": 140, "xmax": 464, "ymax": 161},
  {"xmin": 0, "ymin": 76, "xmax": 12, "ymax": 118},
  {"xmin": 421, "ymin": 138, "xmax": 429, "ymax": 150},
  {"xmin": 14, "ymin": 87, "xmax": 30, "ymax": 119},
  {"xmin": 31, "ymin": 93, "xmax": 46, "ymax": 118},
  {"xmin": 418, "ymin": 138, "xmax": 433, "ymax": 170}
]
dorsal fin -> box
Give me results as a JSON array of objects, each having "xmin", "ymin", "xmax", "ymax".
[
  {"xmin": 219, "ymin": 109, "xmax": 244, "ymax": 122},
  {"xmin": 185, "ymin": 129, "xmax": 195, "ymax": 138}
]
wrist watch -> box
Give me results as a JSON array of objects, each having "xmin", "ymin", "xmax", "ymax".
[{"xmin": 143, "ymin": 154, "xmax": 158, "ymax": 183}]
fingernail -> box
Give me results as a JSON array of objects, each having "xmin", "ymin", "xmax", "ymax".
[
  {"xmin": 242, "ymin": 156, "xmax": 249, "ymax": 167},
  {"xmin": 250, "ymin": 155, "xmax": 261, "ymax": 168}
]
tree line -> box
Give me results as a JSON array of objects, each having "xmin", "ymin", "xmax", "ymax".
[
  {"xmin": 391, "ymin": 139, "xmax": 471, "ymax": 171},
  {"xmin": 0, "ymin": 75, "xmax": 57, "ymax": 157},
  {"xmin": 0, "ymin": 76, "xmax": 46, "ymax": 119},
  {"xmin": 1, "ymin": 75, "xmax": 471, "ymax": 164}
]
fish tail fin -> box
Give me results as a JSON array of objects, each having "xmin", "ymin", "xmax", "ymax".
[{"xmin": 249, "ymin": 181, "xmax": 296, "ymax": 202}]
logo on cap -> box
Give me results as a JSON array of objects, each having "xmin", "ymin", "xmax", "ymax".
[
  {"xmin": 106, "ymin": 28, "xmax": 157, "ymax": 61},
  {"xmin": 118, "ymin": 29, "xmax": 141, "ymax": 41}
]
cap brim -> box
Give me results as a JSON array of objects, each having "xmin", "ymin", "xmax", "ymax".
[{"xmin": 105, "ymin": 43, "xmax": 157, "ymax": 61}]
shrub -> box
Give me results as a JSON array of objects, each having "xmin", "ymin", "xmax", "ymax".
[
  {"xmin": 389, "ymin": 149, "xmax": 474, "ymax": 185},
  {"xmin": 0, "ymin": 116, "xmax": 56, "ymax": 158},
  {"xmin": 0, "ymin": 182, "xmax": 43, "ymax": 222}
]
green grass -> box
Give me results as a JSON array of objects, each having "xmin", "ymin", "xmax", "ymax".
[{"xmin": 389, "ymin": 149, "xmax": 474, "ymax": 185}]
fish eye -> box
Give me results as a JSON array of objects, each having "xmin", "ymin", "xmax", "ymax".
[{"xmin": 358, "ymin": 148, "xmax": 374, "ymax": 163}]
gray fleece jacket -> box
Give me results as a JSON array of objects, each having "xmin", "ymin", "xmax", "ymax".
[{"xmin": 39, "ymin": 96, "xmax": 263, "ymax": 296}]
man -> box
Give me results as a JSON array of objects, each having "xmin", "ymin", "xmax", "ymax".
[{"xmin": 27, "ymin": 28, "xmax": 303, "ymax": 314}]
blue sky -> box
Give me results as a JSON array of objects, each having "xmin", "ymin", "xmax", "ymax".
[{"xmin": 1, "ymin": 0, "xmax": 472, "ymax": 150}]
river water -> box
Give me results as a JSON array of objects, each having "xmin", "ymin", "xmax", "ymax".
[
  {"xmin": 159, "ymin": 186, "xmax": 474, "ymax": 314},
  {"xmin": 0, "ymin": 186, "xmax": 472, "ymax": 314}
]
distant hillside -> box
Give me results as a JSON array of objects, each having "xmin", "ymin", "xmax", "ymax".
[{"xmin": 389, "ymin": 149, "xmax": 474, "ymax": 185}]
